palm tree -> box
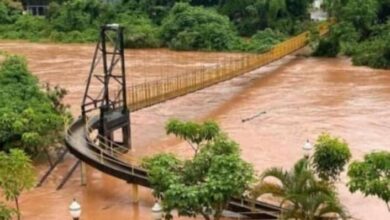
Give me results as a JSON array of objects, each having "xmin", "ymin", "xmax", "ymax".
[{"xmin": 250, "ymin": 158, "xmax": 349, "ymax": 220}]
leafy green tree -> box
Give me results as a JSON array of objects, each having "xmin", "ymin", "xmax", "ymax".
[
  {"xmin": 341, "ymin": 0, "xmax": 379, "ymax": 38},
  {"xmin": 318, "ymin": 0, "xmax": 390, "ymax": 69},
  {"xmin": 116, "ymin": 13, "xmax": 161, "ymax": 48},
  {"xmin": 160, "ymin": 3, "xmax": 242, "ymax": 51},
  {"xmin": 347, "ymin": 151, "xmax": 390, "ymax": 211},
  {"xmin": 285, "ymin": 0, "xmax": 311, "ymax": 18},
  {"xmin": 143, "ymin": 119, "xmax": 254, "ymax": 220},
  {"xmin": 251, "ymin": 158, "xmax": 349, "ymax": 220},
  {"xmin": 0, "ymin": 149, "xmax": 36, "ymax": 220},
  {"xmin": 312, "ymin": 133, "xmax": 352, "ymax": 181},
  {"xmin": 165, "ymin": 119, "xmax": 220, "ymax": 154},
  {"xmin": 0, "ymin": 55, "xmax": 71, "ymax": 154},
  {"xmin": 0, "ymin": 1, "xmax": 22, "ymax": 24}
]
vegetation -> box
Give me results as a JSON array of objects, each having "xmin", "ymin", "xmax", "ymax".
[
  {"xmin": 251, "ymin": 158, "xmax": 349, "ymax": 220},
  {"xmin": 0, "ymin": 55, "xmax": 71, "ymax": 155},
  {"xmin": 314, "ymin": 0, "xmax": 390, "ymax": 69},
  {"xmin": 312, "ymin": 133, "xmax": 352, "ymax": 182},
  {"xmin": 160, "ymin": 3, "xmax": 240, "ymax": 51},
  {"xmin": 0, "ymin": 0, "xmax": 317, "ymax": 52},
  {"xmin": 0, "ymin": 149, "xmax": 36, "ymax": 220},
  {"xmin": 143, "ymin": 119, "xmax": 253, "ymax": 220},
  {"xmin": 347, "ymin": 151, "xmax": 390, "ymax": 211},
  {"xmin": 0, "ymin": 203, "xmax": 14, "ymax": 220}
]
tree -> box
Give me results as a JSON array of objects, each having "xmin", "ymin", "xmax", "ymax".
[
  {"xmin": 143, "ymin": 119, "xmax": 254, "ymax": 220},
  {"xmin": 0, "ymin": 149, "xmax": 36, "ymax": 220},
  {"xmin": 341, "ymin": 0, "xmax": 379, "ymax": 38},
  {"xmin": 347, "ymin": 151, "xmax": 390, "ymax": 211},
  {"xmin": 160, "ymin": 3, "xmax": 242, "ymax": 51},
  {"xmin": 0, "ymin": 55, "xmax": 71, "ymax": 155},
  {"xmin": 251, "ymin": 158, "xmax": 349, "ymax": 220},
  {"xmin": 312, "ymin": 133, "xmax": 352, "ymax": 181},
  {"xmin": 165, "ymin": 119, "xmax": 220, "ymax": 154}
]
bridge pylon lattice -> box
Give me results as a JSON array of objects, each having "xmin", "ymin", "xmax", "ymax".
[{"xmin": 81, "ymin": 24, "xmax": 131, "ymax": 149}]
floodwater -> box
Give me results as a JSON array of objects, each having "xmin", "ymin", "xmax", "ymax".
[
  {"xmin": 1, "ymin": 41, "xmax": 390, "ymax": 220},
  {"xmin": 0, "ymin": 40, "xmax": 245, "ymax": 115}
]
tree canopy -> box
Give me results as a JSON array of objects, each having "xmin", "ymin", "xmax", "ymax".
[
  {"xmin": 347, "ymin": 151, "xmax": 390, "ymax": 211},
  {"xmin": 143, "ymin": 119, "xmax": 253, "ymax": 220},
  {"xmin": 315, "ymin": 0, "xmax": 390, "ymax": 69},
  {"xmin": 312, "ymin": 133, "xmax": 352, "ymax": 182},
  {"xmin": 0, "ymin": 0, "xmax": 317, "ymax": 52},
  {"xmin": 0, "ymin": 55, "xmax": 71, "ymax": 154}
]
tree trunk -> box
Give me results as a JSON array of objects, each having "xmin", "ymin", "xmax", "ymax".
[
  {"xmin": 200, "ymin": 211, "xmax": 211, "ymax": 220},
  {"xmin": 15, "ymin": 197, "xmax": 20, "ymax": 220},
  {"xmin": 45, "ymin": 148, "xmax": 53, "ymax": 168},
  {"xmin": 214, "ymin": 208, "xmax": 223, "ymax": 220}
]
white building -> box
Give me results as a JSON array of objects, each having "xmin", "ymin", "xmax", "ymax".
[{"xmin": 310, "ymin": 0, "xmax": 328, "ymax": 21}]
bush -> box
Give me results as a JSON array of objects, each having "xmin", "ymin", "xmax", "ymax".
[
  {"xmin": 117, "ymin": 13, "xmax": 161, "ymax": 48},
  {"xmin": 312, "ymin": 133, "xmax": 352, "ymax": 181},
  {"xmin": 0, "ymin": 1, "xmax": 22, "ymax": 24},
  {"xmin": 352, "ymin": 37, "xmax": 390, "ymax": 69},
  {"xmin": 312, "ymin": 37, "xmax": 340, "ymax": 57},
  {"xmin": 245, "ymin": 28, "xmax": 286, "ymax": 52},
  {"xmin": 0, "ymin": 56, "xmax": 70, "ymax": 154},
  {"xmin": 13, "ymin": 15, "xmax": 48, "ymax": 40},
  {"xmin": 351, "ymin": 22, "xmax": 390, "ymax": 69},
  {"xmin": 160, "ymin": 3, "xmax": 241, "ymax": 51}
]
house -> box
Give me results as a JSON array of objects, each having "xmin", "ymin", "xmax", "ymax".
[
  {"xmin": 22, "ymin": 0, "xmax": 49, "ymax": 16},
  {"xmin": 310, "ymin": 0, "xmax": 327, "ymax": 21}
]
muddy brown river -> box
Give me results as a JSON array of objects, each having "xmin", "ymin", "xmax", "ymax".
[{"xmin": 0, "ymin": 41, "xmax": 389, "ymax": 220}]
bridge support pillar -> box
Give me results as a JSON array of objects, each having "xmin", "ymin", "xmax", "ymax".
[
  {"xmin": 131, "ymin": 184, "xmax": 139, "ymax": 203},
  {"xmin": 80, "ymin": 162, "xmax": 87, "ymax": 186}
]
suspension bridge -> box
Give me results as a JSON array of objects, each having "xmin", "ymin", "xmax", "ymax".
[{"xmin": 65, "ymin": 22, "xmax": 331, "ymax": 219}]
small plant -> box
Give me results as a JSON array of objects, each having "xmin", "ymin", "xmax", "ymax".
[{"xmin": 251, "ymin": 158, "xmax": 349, "ymax": 220}]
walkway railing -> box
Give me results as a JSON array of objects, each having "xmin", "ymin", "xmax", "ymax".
[{"xmin": 127, "ymin": 22, "xmax": 331, "ymax": 111}]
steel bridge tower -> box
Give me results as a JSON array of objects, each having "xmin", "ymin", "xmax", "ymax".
[{"xmin": 81, "ymin": 24, "xmax": 131, "ymax": 149}]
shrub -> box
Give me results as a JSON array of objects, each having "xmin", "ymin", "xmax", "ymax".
[
  {"xmin": 312, "ymin": 133, "xmax": 352, "ymax": 181},
  {"xmin": 117, "ymin": 13, "xmax": 161, "ymax": 48},
  {"xmin": 13, "ymin": 15, "xmax": 48, "ymax": 40},
  {"xmin": 0, "ymin": 1, "xmax": 22, "ymax": 24},
  {"xmin": 312, "ymin": 37, "xmax": 340, "ymax": 57},
  {"xmin": 160, "ymin": 3, "xmax": 241, "ymax": 51},
  {"xmin": 0, "ymin": 56, "xmax": 71, "ymax": 154},
  {"xmin": 352, "ymin": 38, "xmax": 390, "ymax": 69},
  {"xmin": 246, "ymin": 28, "xmax": 286, "ymax": 53}
]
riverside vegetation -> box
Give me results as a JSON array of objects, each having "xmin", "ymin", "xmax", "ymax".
[{"xmin": 1, "ymin": 1, "xmax": 388, "ymax": 68}]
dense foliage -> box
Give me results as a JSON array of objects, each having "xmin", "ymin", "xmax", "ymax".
[
  {"xmin": 347, "ymin": 151, "xmax": 390, "ymax": 211},
  {"xmin": 143, "ymin": 119, "xmax": 253, "ymax": 220},
  {"xmin": 0, "ymin": 55, "xmax": 71, "ymax": 155},
  {"xmin": 314, "ymin": 0, "xmax": 390, "ymax": 69},
  {"xmin": 0, "ymin": 149, "xmax": 36, "ymax": 220},
  {"xmin": 0, "ymin": 0, "xmax": 317, "ymax": 52},
  {"xmin": 312, "ymin": 133, "xmax": 352, "ymax": 182},
  {"xmin": 160, "ymin": 3, "xmax": 240, "ymax": 51},
  {"xmin": 251, "ymin": 158, "xmax": 349, "ymax": 219}
]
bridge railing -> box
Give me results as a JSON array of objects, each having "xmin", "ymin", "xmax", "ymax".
[{"xmin": 126, "ymin": 22, "xmax": 330, "ymax": 111}]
